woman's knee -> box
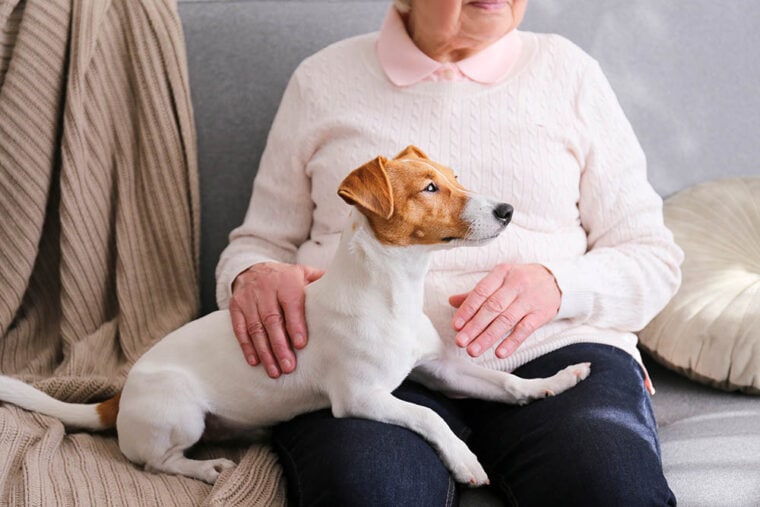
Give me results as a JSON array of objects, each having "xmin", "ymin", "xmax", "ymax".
[
  {"xmin": 544, "ymin": 412, "xmax": 674, "ymax": 505},
  {"xmin": 316, "ymin": 439, "xmax": 456, "ymax": 506},
  {"xmin": 491, "ymin": 410, "xmax": 674, "ymax": 506},
  {"xmin": 467, "ymin": 344, "xmax": 676, "ymax": 505},
  {"xmin": 273, "ymin": 412, "xmax": 457, "ymax": 507}
]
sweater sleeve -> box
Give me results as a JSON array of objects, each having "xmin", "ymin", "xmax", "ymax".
[
  {"xmin": 215, "ymin": 70, "xmax": 315, "ymax": 309},
  {"xmin": 542, "ymin": 61, "xmax": 683, "ymax": 332}
]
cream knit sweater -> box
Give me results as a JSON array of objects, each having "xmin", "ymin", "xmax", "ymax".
[{"xmin": 216, "ymin": 31, "xmax": 683, "ymax": 380}]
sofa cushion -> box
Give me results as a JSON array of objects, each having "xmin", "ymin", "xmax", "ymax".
[
  {"xmin": 640, "ymin": 177, "xmax": 760, "ymax": 392},
  {"xmin": 646, "ymin": 357, "xmax": 760, "ymax": 505},
  {"xmin": 659, "ymin": 411, "xmax": 760, "ymax": 504}
]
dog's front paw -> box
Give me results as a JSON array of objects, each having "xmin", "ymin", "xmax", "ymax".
[
  {"xmin": 543, "ymin": 362, "xmax": 591, "ymax": 396},
  {"xmin": 560, "ymin": 362, "xmax": 591, "ymax": 384},
  {"xmin": 447, "ymin": 444, "xmax": 489, "ymax": 487}
]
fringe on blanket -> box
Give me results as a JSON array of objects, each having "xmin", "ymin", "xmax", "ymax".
[{"xmin": 0, "ymin": 0, "xmax": 285, "ymax": 504}]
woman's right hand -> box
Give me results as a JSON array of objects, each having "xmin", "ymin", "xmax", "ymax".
[{"xmin": 229, "ymin": 262, "xmax": 324, "ymax": 378}]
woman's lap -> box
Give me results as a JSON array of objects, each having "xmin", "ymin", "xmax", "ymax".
[
  {"xmin": 271, "ymin": 343, "xmax": 676, "ymax": 506},
  {"xmin": 460, "ymin": 343, "xmax": 676, "ymax": 506},
  {"xmin": 272, "ymin": 381, "xmax": 464, "ymax": 507}
]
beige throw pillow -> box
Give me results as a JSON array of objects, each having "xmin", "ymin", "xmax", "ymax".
[{"xmin": 639, "ymin": 177, "xmax": 760, "ymax": 393}]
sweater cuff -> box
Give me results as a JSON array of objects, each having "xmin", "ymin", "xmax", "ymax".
[{"xmin": 541, "ymin": 259, "xmax": 595, "ymax": 322}]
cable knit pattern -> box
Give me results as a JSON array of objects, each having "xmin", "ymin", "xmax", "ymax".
[{"xmin": 216, "ymin": 31, "xmax": 683, "ymax": 381}]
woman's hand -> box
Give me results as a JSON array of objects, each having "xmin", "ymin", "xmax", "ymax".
[
  {"xmin": 449, "ymin": 263, "xmax": 561, "ymax": 359},
  {"xmin": 229, "ymin": 262, "xmax": 324, "ymax": 378}
]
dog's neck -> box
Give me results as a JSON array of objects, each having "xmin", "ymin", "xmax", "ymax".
[{"xmin": 325, "ymin": 211, "xmax": 433, "ymax": 313}]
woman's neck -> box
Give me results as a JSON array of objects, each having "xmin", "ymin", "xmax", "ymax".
[{"xmin": 403, "ymin": 14, "xmax": 487, "ymax": 62}]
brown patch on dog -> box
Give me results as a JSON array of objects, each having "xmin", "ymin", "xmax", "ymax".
[
  {"xmin": 338, "ymin": 156, "xmax": 394, "ymax": 219},
  {"xmin": 393, "ymin": 145, "xmax": 430, "ymax": 160},
  {"xmin": 338, "ymin": 146, "xmax": 472, "ymax": 246},
  {"xmin": 96, "ymin": 392, "xmax": 121, "ymax": 429}
]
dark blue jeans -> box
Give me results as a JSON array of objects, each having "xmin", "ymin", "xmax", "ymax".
[{"xmin": 272, "ymin": 343, "xmax": 677, "ymax": 506}]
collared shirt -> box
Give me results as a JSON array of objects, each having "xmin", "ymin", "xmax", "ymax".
[{"xmin": 376, "ymin": 6, "xmax": 523, "ymax": 86}]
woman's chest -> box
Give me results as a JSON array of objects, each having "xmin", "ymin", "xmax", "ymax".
[{"xmin": 305, "ymin": 93, "xmax": 585, "ymax": 235}]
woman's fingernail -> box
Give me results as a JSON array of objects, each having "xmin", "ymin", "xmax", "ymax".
[
  {"xmin": 456, "ymin": 333, "xmax": 468, "ymax": 347},
  {"xmin": 267, "ymin": 366, "xmax": 280, "ymax": 377},
  {"xmin": 293, "ymin": 333, "xmax": 305, "ymax": 347},
  {"xmin": 454, "ymin": 318, "xmax": 464, "ymax": 330},
  {"xmin": 247, "ymin": 355, "xmax": 257, "ymax": 365},
  {"xmin": 282, "ymin": 358, "xmax": 293, "ymax": 371},
  {"xmin": 469, "ymin": 344, "xmax": 481, "ymax": 356}
]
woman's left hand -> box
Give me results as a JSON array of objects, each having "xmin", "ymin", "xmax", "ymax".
[{"xmin": 449, "ymin": 263, "xmax": 562, "ymax": 359}]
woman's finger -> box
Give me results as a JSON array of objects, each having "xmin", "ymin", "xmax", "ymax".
[
  {"xmin": 448, "ymin": 292, "xmax": 467, "ymax": 309},
  {"xmin": 256, "ymin": 292, "xmax": 296, "ymax": 376},
  {"xmin": 456, "ymin": 285, "xmax": 519, "ymax": 352},
  {"xmin": 302, "ymin": 265, "xmax": 325, "ymax": 284},
  {"xmin": 248, "ymin": 307, "xmax": 281, "ymax": 378},
  {"xmin": 451, "ymin": 264, "xmax": 510, "ymax": 331},
  {"xmin": 229, "ymin": 304, "xmax": 259, "ymax": 366},
  {"xmin": 495, "ymin": 312, "xmax": 543, "ymax": 358},
  {"xmin": 465, "ymin": 296, "xmax": 532, "ymax": 358},
  {"xmin": 279, "ymin": 284, "xmax": 308, "ymax": 350}
]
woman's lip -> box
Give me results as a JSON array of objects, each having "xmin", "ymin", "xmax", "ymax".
[{"xmin": 468, "ymin": 1, "xmax": 509, "ymax": 11}]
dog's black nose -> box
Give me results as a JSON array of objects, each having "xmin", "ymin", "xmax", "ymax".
[{"xmin": 493, "ymin": 203, "xmax": 513, "ymax": 224}]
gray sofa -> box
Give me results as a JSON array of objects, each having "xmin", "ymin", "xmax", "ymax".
[{"xmin": 177, "ymin": 1, "xmax": 760, "ymax": 505}]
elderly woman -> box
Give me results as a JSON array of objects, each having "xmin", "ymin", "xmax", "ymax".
[{"xmin": 216, "ymin": 0, "xmax": 682, "ymax": 505}]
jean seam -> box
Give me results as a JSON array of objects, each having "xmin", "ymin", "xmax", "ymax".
[
  {"xmin": 445, "ymin": 476, "xmax": 457, "ymax": 507},
  {"xmin": 499, "ymin": 476, "xmax": 519, "ymax": 507}
]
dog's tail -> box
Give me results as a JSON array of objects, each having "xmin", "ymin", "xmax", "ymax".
[{"xmin": 0, "ymin": 375, "xmax": 119, "ymax": 431}]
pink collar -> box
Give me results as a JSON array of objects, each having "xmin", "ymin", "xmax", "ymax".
[{"xmin": 376, "ymin": 6, "xmax": 523, "ymax": 87}]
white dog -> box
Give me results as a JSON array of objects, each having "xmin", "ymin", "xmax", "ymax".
[{"xmin": 0, "ymin": 146, "xmax": 590, "ymax": 486}]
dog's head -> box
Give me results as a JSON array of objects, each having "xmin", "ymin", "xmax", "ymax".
[{"xmin": 338, "ymin": 145, "xmax": 512, "ymax": 247}]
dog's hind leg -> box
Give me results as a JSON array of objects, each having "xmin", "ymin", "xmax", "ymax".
[
  {"xmin": 331, "ymin": 390, "xmax": 489, "ymax": 486},
  {"xmin": 411, "ymin": 357, "xmax": 591, "ymax": 405},
  {"xmin": 145, "ymin": 449, "xmax": 236, "ymax": 484},
  {"xmin": 117, "ymin": 374, "xmax": 236, "ymax": 484}
]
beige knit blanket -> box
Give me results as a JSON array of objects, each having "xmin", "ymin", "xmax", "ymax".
[{"xmin": 0, "ymin": 0, "xmax": 285, "ymax": 504}]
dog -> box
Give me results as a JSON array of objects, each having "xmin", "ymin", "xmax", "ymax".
[{"xmin": 0, "ymin": 145, "xmax": 590, "ymax": 486}]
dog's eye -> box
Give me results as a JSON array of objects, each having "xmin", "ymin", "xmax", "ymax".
[{"xmin": 424, "ymin": 183, "xmax": 439, "ymax": 193}]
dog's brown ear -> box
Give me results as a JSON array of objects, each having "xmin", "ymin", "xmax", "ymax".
[
  {"xmin": 338, "ymin": 156, "xmax": 394, "ymax": 220},
  {"xmin": 393, "ymin": 145, "xmax": 430, "ymax": 160}
]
